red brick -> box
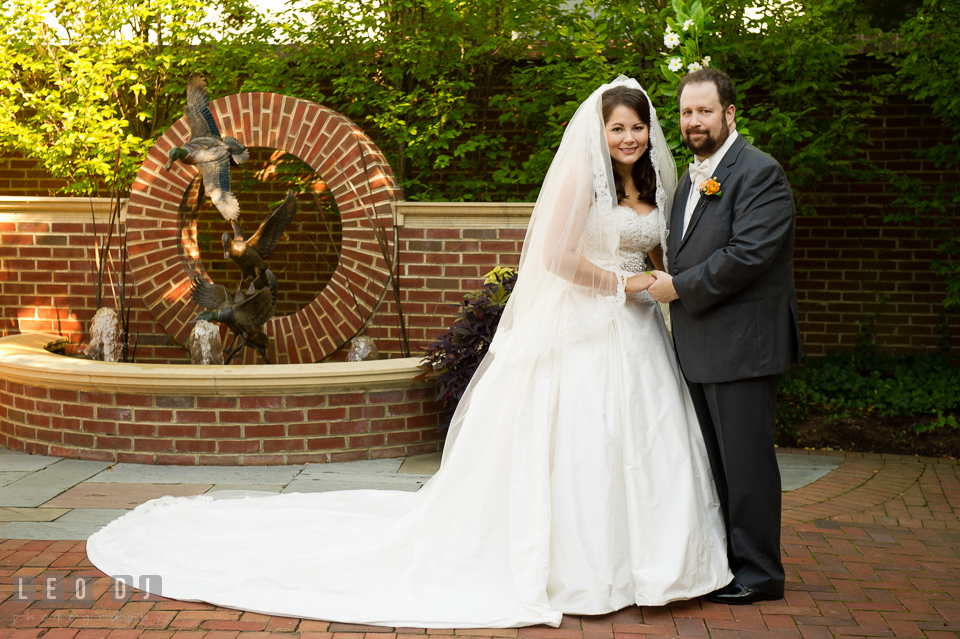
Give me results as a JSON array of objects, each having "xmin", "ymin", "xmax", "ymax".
[
  {"xmin": 329, "ymin": 393, "xmax": 365, "ymax": 406},
  {"xmin": 218, "ymin": 411, "xmax": 262, "ymax": 424},
  {"xmin": 217, "ymin": 440, "xmax": 260, "ymax": 454},
  {"xmin": 284, "ymin": 395, "xmax": 326, "ymax": 408},
  {"xmin": 63, "ymin": 404, "xmax": 95, "ymax": 419},
  {"xmin": 307, "ymin": 437, "xmax": 347, "ymax": 450},
  {"xmin": 244, "ymin": 424, "xmax": 285, "ymax": 438},
  {"xmin": 262, "ymin": 439, "xmax": 305, "ymax": 453},
  {"xmin": 175, "ymin": 439, "xmax": 217, "ymax": 453},
  {"xmin": 134, "ymin": 438, "xmax": 174, "ymax": 452},
  {"xmin": 197, "ymin": 397, "xmax": 238, "ymax": 409},
  {"xmin": 306, "ymin": 407, "xmax": 347, "ymax": 421},
  {"xmin": 347, "ymin": 433, "xmax": 383, "ymax": 448},
  {"xmin": 264, "ymin": 410, "xmax": 304, "ymax": 423},
  {"xmin": 176, "ymin": 410, "xmax": 218, "ymax": 424},
  {"xmin": 79, "ymin": 391, "xmax": 114, "ymax": 405},
  {"xmin": 134, "ymin": 409, "xmax": 174, "ymax": 422},
  {"xmin": 238, "ymin": 396, "xmax": 282, "ymax": 409},
  {"xmin": 288, "ymin": 423, "xmax": 327, "ymax": 437}
]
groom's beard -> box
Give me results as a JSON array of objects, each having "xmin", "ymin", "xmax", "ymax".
[{"xmin": 683, "ymin": 119, "xmax": 730, "ymax": 158}]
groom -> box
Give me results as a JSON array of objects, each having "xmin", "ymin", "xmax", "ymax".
[{"xmin": 648, "ymin": 68, "xmax": 802, "ymax": 604}]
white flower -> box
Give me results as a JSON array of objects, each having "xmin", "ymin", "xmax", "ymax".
[
  {"xmin": 664, "ymin": 32, "xmax": 681, "ymax": 49},
  {"xmin": 702, "ymin": 56, "xmax": 711, "ymax": 67},
  {"xmin": 665, "ymin": 25, "xmax": 673, "ymax": 34},
  {"xmin": 683, "ymin": 19, "xmax": 694, "ymax": 31},
  {"xmin": 687, "ymin": 61, "xmax": 703, "ymax": 72},
  {"xmin": 668, "ymin": 57, "xmax": 683, "ymax": 72}
]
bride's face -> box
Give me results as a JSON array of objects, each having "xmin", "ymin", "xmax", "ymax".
[{"xmin": 605, "ymin": 105, "xmax": 649, "ymax": 170}]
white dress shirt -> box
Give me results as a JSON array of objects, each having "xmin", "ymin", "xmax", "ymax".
[{"xmin": 682, "ymin": 130, "xmax": 739, "ymax": 238}]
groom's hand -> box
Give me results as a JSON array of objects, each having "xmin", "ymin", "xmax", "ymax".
[{"xmin": 648, "ymin": 271, "xmax": 679, "ymax": 303}]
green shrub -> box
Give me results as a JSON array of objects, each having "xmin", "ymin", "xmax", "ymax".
[{"xmin": 777, "ymin": 348, "xmax": 960, "ymax": 436}]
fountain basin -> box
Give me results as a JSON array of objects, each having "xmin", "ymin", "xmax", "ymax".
[{"xmin": 0, "ymin": 333, "xmax": 444, "ymax": 465}]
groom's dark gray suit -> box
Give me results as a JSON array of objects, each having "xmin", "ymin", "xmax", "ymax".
[{"xmin": 666, "ymin": 133, "xmax": 802, "ymax": 597}]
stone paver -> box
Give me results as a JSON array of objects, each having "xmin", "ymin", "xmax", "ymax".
[
  {"xmin": 85, "ymin": 465, "xmax": 303, "ymax": 485},
  {"xmin": 297, "ymin": 459, "xmax": 405, "ymax": 476},
  {"xmin": 0, "ymin": 472, "xmax": 32, "ymax": 488},
  {"xmin": 0, "ymin": 460, "xmax": 111, "ymax": 507},
  {"xmin": 0, "ymin": 508, "xmax": 71, "ymax": 522},
  {"xmin": 399, "ymin": 452, "xmax": 442, "ymax": 475},
  {"xmin": 282, "ymin": 475, "xmax": 431, "ymax": 494},
  {"xmin": 0, "ymin": 447, "xmax": 957, "ymax": 639},
  {"xmin": 206, "ymin": 484, "xmax": 285, "ymax": 493},
  {"xmin": 776, "ymin": 452, "xmax": 842, "ymax": 491},
  {"xmin": 42, "ymin": 484, "xmax": 213, "ymax": 509},
  {"xmin": 0, "ymin": 454, "xmax": 61, "ymax": 472},
  {"xmin": 1, "ymin": 508, "xmax": 130, "ymax": 539}
]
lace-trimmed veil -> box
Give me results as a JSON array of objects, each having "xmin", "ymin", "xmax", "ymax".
[{"xmin": 442, "ymin": 76, "xmax": 677, "ymax": 461}]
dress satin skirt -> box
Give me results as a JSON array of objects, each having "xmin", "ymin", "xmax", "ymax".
[{"xmin": 87, "ymin": 292, "xmax": 732, "ymax": 628}]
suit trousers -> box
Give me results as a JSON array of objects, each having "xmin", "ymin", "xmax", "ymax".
[{"xmin": 685, "ymin": 374, "xmax": 785, "ymax": 596}]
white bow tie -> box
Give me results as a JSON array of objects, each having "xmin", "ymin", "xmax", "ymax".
[{"xmin": 689, "ymin": 161, "xmax": 711, "ymax": 188}]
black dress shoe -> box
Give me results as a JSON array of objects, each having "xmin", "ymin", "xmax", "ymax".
[{"xmin": 706, "ymin": 581, "xmax": 782, "ymax": 605}]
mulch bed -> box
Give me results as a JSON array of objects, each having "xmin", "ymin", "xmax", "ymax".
[{"xmin": 778, "ymin": 411, "xmax": 960, "ymax": 458}]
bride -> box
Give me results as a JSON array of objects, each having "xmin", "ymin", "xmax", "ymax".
[{"xmin": 87, "ymin": 76, "xmax": 731, "ymax": 628}]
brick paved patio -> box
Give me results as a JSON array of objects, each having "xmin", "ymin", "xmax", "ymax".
[{"xmin": 1, "ymin": 450, "xmax": 958, "ymax": 639}]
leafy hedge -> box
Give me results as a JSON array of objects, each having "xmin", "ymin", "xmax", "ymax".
[
  {"xmin": 0, "ymin": 0, "xmax": 880, "ymax": 205},
  {"xmin": 777, "ymin": 348, "xmax": 960, "ymax": 436}
]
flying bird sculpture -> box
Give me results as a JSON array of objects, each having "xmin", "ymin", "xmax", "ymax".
[
  {"xmin": 223, "ymin": 189, "xmax": 298, "ymax": 294},
  {"xmin": 190, "ymin": 269, "xmax": 278, "ymax": 364},
  {"xmin": 165, "ymin": 75, "xmax": 249, "ymax": 221}
]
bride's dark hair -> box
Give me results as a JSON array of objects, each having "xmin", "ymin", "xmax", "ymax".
[{"xmin": 601, "ymin": 86, "xmax": 657, "ymax": 207}]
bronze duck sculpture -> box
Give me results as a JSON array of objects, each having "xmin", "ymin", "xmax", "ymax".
[
  {"xmin": 190, "ymin": 269, "xmax": 278, "ymax": 364},
  {"xmin": 223, "ymin": 189, "xmax": 298, "ymax": 294},
  {"xmin": 165, "ymin": 75, "xmax": 249, "ymax": 221}
]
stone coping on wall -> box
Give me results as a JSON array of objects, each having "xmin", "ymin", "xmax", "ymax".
[
  {"xmin": 392, "ymin": 201, "xmax": 534, "ymax": 229},
  {"xmin": 0, "ymin": 196, "xmax": 125, "ymax": 224},
  {"xmin": 0, "ymin": 333, "xmax": 424, "ymax": 396},
  {"xmin": 0, "ymin": 196, "xmax": 534, "ymax": 229}
]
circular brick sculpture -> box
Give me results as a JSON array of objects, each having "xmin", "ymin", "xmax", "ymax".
[{"xmin": 126, "ymin": 93, "xmax": 401, "ymax": 364}]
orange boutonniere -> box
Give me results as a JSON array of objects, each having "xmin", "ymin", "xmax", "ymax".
[{"xmin": 698, "ymin": 177, "xmax": 722, "ymax": 198}]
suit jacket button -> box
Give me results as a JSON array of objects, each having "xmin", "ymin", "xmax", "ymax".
[{"xmin": 672, "ymin": 268, "xmax": 679, "ymax": 275}]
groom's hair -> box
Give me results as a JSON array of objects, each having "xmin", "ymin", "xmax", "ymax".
[{"xmin": 677, "ymin": 68, "xmax": 737, "ymax": 116}]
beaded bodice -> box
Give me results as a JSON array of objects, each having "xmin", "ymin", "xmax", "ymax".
[
  {"xmin": 615, "ymin": 206, "xmax": 662, "ymax": 274},
  {"xmin": 579, "ymin": 203, "xmax": 664, "ymax": 283}
]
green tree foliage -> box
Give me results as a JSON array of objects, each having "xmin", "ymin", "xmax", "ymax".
[
  {"xmin": 876, "ymin": 0, "xmax": 960, "ymax": 307},
  {"xmin": 0, "ymin": 0, "xmax": 277, "ymax": 195},
  {"xmin": 0, "ymin": 0, "xmax": 894, "ymax": 215},
  {"xmin": 252, "ymin": 0, "xmax": 555, "ymax": 201},
  {"xmin": 701, "ymin": 0, "xmax": 878, "ymax": 213}
]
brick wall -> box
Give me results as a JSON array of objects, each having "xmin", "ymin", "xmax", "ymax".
[
  {"xmin": 0, "ymin": 202, "xmax": 528, "ymax": 363},
  {"xmin": 0, "ymin": 155, "xmax": 71, "ymax": 196},
  {"xmin": 0, "ymin": 378, "xmax": 444, "ymax": 465},
  {"xmin": 791, "ymin": 89, "xmax": 960, "ymax": 356},
  {"xmin": 364, "ymin": 221, "xmax": 527, "ymax": 358},
  {"xmin": 0, "ymin": 203, "xmax": 185, "ymax": 362}
]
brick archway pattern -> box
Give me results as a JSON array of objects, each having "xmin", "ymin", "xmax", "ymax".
[{"xmin": 126, "ymin": 93, "xmax": 401, "ymax": 364}]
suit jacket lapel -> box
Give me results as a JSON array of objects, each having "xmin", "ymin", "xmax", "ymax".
[{"xmin": 676, "ymin": 135, "xmax": 748, "ymax": 254}]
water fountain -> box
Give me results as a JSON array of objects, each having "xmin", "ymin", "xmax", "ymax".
[{"xmin": 0, "ymin": 91, "xmax": 445, "ymax": 465}]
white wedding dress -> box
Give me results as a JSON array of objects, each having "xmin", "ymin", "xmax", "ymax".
[{"xmin": 86, "ymin": 205, "xmax": 732, "ymax": 628}]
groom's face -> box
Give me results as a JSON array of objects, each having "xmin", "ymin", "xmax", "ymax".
[{"xmin": 679, "ymin": 82, "xmax": 736, "ymax": 160}]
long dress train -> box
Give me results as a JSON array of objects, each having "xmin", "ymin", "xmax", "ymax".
[{"xmin": 86, "ymin": 207, "xmax": 732, "ymax": 628}]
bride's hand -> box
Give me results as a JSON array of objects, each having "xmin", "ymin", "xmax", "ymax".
[{"xmin": 624, "ymin": 272, "xmax": 655, "ymax": 294}]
